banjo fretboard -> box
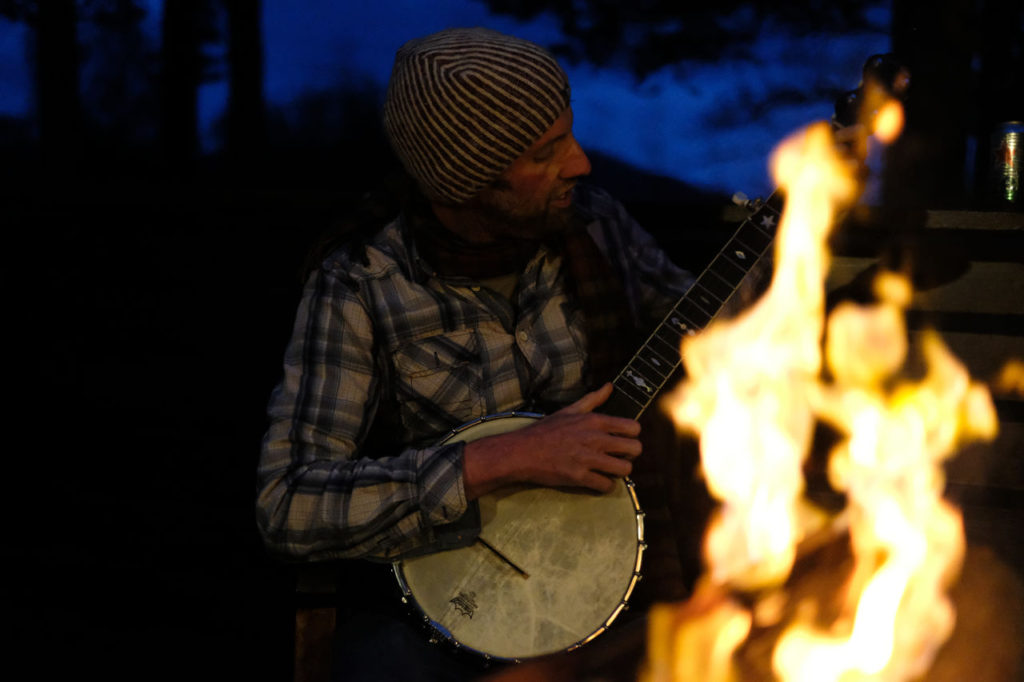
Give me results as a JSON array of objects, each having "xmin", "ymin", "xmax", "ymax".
[{"xmin": 601, "ymin": 192, "xmax": 784, "ymax": 421}]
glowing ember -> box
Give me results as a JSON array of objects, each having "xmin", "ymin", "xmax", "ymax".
[
  {"xmin": 994, "ymin": 359, "xmax": 1024, "ymax": 396},
  {"xmin": 872, "ymin": 100, "xmax": 904, "ymax": 145},
  {"xmin": 647, "ymin": 102, "xmax": 1003, "ymax": 681}
]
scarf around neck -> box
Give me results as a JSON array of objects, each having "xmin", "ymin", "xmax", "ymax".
[{"xmin": 412, "ymin": 202, "xmax": 635, "ymax": 388}]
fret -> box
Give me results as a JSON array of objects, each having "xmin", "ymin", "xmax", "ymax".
[
  {"xmin": 653, "ymin": 322, "xmax": 684, "ymax": 351},
  {"xmin": 643, "ymin": 333, "xmax": 681, "ymax": 367},
  {"xmin": 676, "ymin": 298, "xmax": 712, "ymax": 328},
  {"xmin": 688, "ymin": 283, "xmax": 721, "ymax": 314},
  {"xmin": 633, "ymin": 352, "xmax": 672, "ymax": 383},
  {"xmin": 722, "ymin": 242, "xmax": 759, "ymax": 271},
  {"xmin": 639, "ymin": 336, "xmax": 679, "ymax": 372},
  {"xmin": 604, "ymin": 387, "xmax": 646, "ymax": 420},
  {"xmin": 623, "ymin": 365, "xmax": 660, "ymax": 396},
  {"xmin": 698, "ymin": 268, "xmax": 736, "ymax": 302},
  {"xmin": 734, "ymin": 221, "xmax": 773, "ymax": 255},
  {"xmin": 665, "ymin": 308, "xmax": 702, "ymax": 337},
  {"xmin": 707, "ymin": 254, "xmax": 748, "ymax": 288},
  {"xmin": 614, "ymin": 373, "xmax": 656, "ymax": 408}
]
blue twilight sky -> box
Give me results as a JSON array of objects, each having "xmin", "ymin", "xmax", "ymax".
[{"xmin": 0, "ymin": 0, "xmax": 890, "ymax": 197}]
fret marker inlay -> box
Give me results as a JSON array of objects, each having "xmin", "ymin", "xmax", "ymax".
[
  {"xmin": 626, "ymin": 370, "xmax": 654, "ymax": 394},
  {"xmin": 670, "ymin": 316, "xmax": 692, "ymax": 333},
  {"xmin": 606, "ymin": 191, "xmax": 783, "ymax": 423}
]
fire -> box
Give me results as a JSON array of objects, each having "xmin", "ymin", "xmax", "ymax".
[
  {"xmin": 644, "ymin": 103, "xmax": 1002, "ymax": 681},
  {"xmin": 994, "ymin": 359, "xmax": 1024, "ymax": 396},
  {"xmin": 871, "ymin": 100, "xmax": 904, "ymax": 145},
  {"xmin": 667, "ymin": 120, "xmax": 857, "ymax": 592}
]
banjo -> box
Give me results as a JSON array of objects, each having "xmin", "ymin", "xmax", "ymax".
[{"xmin": 392, "ymin": 192, "xmax": 783, "ymax": 661}]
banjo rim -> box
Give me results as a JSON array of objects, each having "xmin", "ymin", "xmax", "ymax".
[{"xmin": 393, "ymin": 477, "xmax": 645, "ymax": 661}]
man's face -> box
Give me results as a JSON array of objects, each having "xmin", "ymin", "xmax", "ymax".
[{"xmin": 471, "ymin": 107, "xmax": 592, "ymax": 239}]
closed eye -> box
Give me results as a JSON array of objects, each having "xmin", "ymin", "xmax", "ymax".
[{"xmin": 533, "ymin": 145, "xmax": 555, "ymax": 162}]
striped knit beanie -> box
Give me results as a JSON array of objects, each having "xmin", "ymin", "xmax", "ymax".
[{"xmin": 383, "ymin": 27, "xmax": 571, "ymax": 205}]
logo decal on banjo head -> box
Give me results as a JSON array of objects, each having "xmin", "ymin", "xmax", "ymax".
[{"xmin": 449, "ymin": 591, "xmax": 478, "ymax": 619}]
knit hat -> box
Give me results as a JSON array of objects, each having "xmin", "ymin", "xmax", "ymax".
[{"xmin": 383, "ymin": 27, "xmax": 571, "ymax": 205}]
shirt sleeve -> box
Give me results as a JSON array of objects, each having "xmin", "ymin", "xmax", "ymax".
[{"xmin": 256, "ymin": 265, "xmax": 476, "ymax": 562}]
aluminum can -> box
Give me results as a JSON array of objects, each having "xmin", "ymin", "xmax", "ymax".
[{"xmin": 990, "ymin": 121, "xmax": 1022, "ymax": 207}]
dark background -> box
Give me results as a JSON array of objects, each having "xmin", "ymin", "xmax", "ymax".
[{"xmin": 4, "ymin": 1, "xmax": 1021, "ymax": 680}]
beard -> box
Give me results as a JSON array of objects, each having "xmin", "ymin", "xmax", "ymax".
[{"xmin": 469, "ymin": 183, "xmax": 577, "ymax": 241}]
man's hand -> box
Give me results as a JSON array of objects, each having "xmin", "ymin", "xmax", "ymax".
[{"xmin": 462, "ymin": 383, "xmax": 641, "ymax": 499}]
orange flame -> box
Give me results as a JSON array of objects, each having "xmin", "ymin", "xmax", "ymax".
[
  {"xmin": 648, "ymin": 101, "xmax": 1002, "ymax": 681},
  {"xmin": 872, "ymin": 100, "xmax": 904, "ymax": 145},
  {"xmin": 667, "ymin": 120, "xmax": 856, "ymax": 591}
]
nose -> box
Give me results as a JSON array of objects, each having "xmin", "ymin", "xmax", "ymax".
[{"xmin": 560, "ymin": 134, "xmax": 591, "ymax": 180}]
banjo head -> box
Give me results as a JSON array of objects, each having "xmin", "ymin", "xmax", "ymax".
[{"xmin": 394, "ymin": 413, "xmax": 645, "ymax": 661}]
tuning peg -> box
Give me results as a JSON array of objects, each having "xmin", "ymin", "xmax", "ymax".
[
  {"xmin": 732, "ymin": 191, "xmax": 750, "ymax": 207},
  {"xmin": 863, "ymin": 53, "xmax": 911, "ymax": 99},
  {"xmin": 833, "ymin": 88, "xmax": 862, "ymax": 129}
]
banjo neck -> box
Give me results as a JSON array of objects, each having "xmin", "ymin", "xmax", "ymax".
[{"xmin": 600, "ymin": 192, "xmax": 784, "ymax": 421}]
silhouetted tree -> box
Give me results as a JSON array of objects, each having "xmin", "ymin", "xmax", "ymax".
[
  {"xmin": 263, "ymin": 76, "xmax": 391, "ymax": 188},
  {"xmin": 34, "ymin": 0, "xmax": 82, "ymax": 176},
  {"xmin": 160, "ymin": 0, "xmax": 201, "ymax": 177},
  {"xmin": 477, "ymin": 0, "xmax": 885, "ymax": 78},
  {"xmin": 0, "ymin": 0, "xmax": 28, "ymax": 20},
  {"xmin": 160, "ymin": 0, "xmax": 223, "ymax": 178},
  {"xmin": 79, "ymin": 0, "xmax": 160, "ymax": 164},
  {"xmin": 224, "ymin": 0, "xmax": 266, "ymax": 177}
]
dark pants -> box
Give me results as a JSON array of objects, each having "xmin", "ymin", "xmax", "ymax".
[{"xmin": 331, "ymin": 607, "xmax": 505, "ymax": 682}]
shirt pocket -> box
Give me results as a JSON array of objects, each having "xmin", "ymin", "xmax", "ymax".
[{"xmin": 392, "ymin": 328, "xmax": 486, "ymax": 429}]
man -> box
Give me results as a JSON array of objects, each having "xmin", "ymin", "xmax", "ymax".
[{"xmin": 257, "ymin": 27, "xmax": 695, "ymax": 681}]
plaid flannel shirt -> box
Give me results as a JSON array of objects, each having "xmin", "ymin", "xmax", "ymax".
[{"xmin": 256, "ymin": 186, "xmax": 694, "ymax": 561}]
